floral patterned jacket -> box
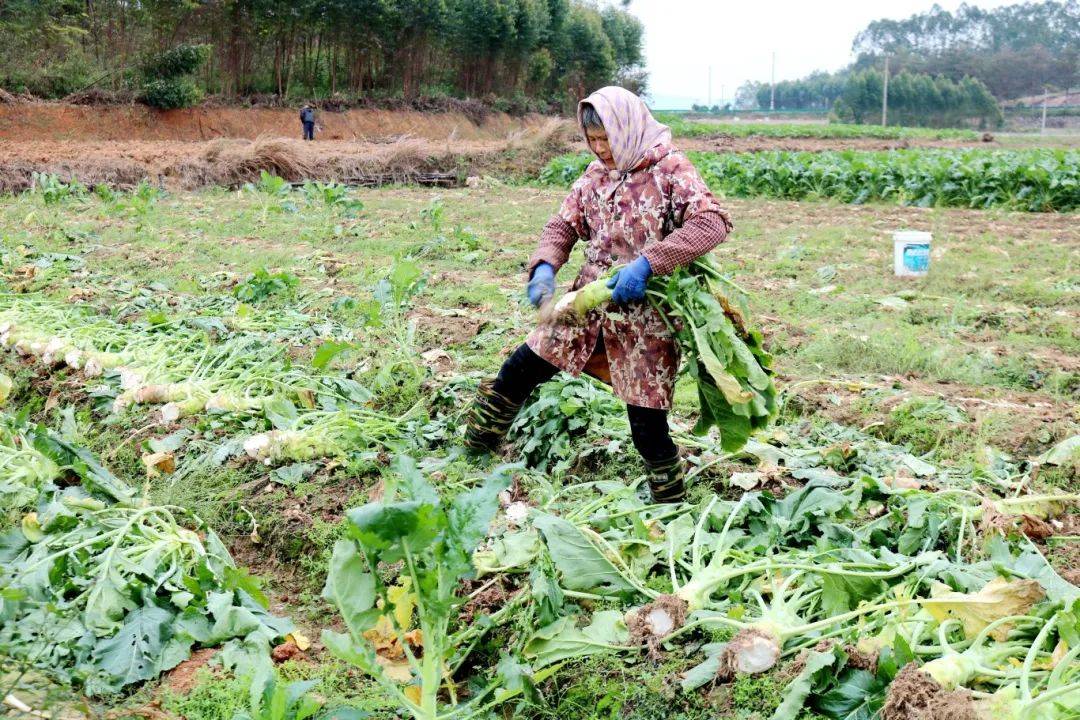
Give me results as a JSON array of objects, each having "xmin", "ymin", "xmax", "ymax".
[{"xmin": 525, "ymin": 141, "xmax": 732, "ymax": 409}]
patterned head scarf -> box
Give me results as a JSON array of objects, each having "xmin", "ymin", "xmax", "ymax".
[{"xmin": 578, "ymin": 86, "xmax": 671, "ymax": 173}]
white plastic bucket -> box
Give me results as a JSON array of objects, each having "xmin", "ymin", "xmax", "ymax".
[{"xmin": 893, "ymin": 231, "xmax": 931, "ymax": 277}]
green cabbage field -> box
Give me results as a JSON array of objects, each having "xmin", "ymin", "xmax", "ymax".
[{"xmin": 541, "ymin": 149, "xmax": 1080, "ymax": 212}]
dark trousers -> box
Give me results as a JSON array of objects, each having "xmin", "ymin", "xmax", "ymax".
[
  {"xmin": 492, "ymin": 343, "xmax": 678, "ymax": 464},
  {"xmin": 302, "ymin": 121, "xmax": 314, "ymax": 140}
]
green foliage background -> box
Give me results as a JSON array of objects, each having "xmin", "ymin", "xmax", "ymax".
[{"xmin": 0, "ymin": 0, "xmax": 645, "ymax": 107}]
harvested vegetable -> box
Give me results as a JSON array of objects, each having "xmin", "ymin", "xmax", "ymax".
[
  {"xmin": 242, "ymin": 408, "xmax": 412, "ymax": 465},
  {"xmin": 538, "ymin": 255, "xmax": 775, "ymax": 452},
  {"xmin": 0, "ymin": 414, "xmax": 60, "ymax": 511},
  {"xmin": 0, "ymin": 427, "xmax": 290, "ymax": 694}
]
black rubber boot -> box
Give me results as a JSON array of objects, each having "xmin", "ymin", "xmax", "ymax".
[
  {"xmin": 644, "ymin": 454, "xmax": 686, "ymax": 503},
  {"xmin": 463, "ymin": 379, "xmax": 525, "ymax": 455}
]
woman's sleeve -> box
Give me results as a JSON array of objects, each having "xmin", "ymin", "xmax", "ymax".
[
  {"xmin": 641, "ymin": 154, "xmax": 733, "ymax": 276},
  {"xmin": 527, "ymin": 180, "xmax": 588, "ymax": 276}
]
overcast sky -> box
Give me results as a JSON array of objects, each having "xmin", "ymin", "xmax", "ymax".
[{"xmin": 625, "ymin": 0, "xmax": 1017, "ymax": 108}]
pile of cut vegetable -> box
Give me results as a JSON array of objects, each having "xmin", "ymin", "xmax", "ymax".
[{"xmin": 0, "ymin": 410, "xmax": 293, "ymax": 695}]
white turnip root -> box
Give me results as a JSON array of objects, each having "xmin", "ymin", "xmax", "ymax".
[
  {"xmin": 83, "ymin": 351, "xmax": 124, "ymax": 377},
  {"xmin": 206, "ymin": 392, "xmax": 266, "ymax": 414},
  {"xmin": 160, "ymin": 397, "xmax": 207, "ymax": 423},
  {"xmin": 626, "ymin": 595, "xmax": 688, "ymax": 658},
  {"xmin": 119, "ymin": 368, "xmax": 146, "ymax": 390},
  {"xmin": 716, "ymin": 628, "xmax": 782, "ymax": 678},
  {"xmin": 538, "ymin": 277, "xmax": 613, "ymax": 325},
  {"xmin": 243, "ymin": 430, "xmax": 335, "ymax": 465}
]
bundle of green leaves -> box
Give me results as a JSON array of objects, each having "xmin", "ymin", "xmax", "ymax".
[
  {"xmin": 537, "ymin": 255, "xmax": 775, "ymax": 453},
  {"xmin": 0, "ymin": 421, "xmax": 291, "ymax": 695},
  {"xmin": 649, "ymin": 255, "xmax": 777, "ymax": 450},
  {"xmin": 508, "ymin": 375, "xmax": 629, "ymax": 474}
]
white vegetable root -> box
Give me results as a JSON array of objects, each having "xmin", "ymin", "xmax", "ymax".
[
  {"xmin": 626, "ymin": 595, "xmax": 688, "ymax": 658},
  {"xmin": 716, "ymin": 628, "xmax": 782, "ymax": 678}
]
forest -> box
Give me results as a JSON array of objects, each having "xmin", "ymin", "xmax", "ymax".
[
  {"xmin": 739, "ymin": 70, "xmax": 1001, "ymax": 129},
  {"xmin": 852, "ymin": 0, "xmax": 1079, "ymax": 100},
  {"xmin": 736, "ymin": 1, "xmax": 1078, "ymax": 118},
  {"xmin": 0, "ymin": 0, "xmax": 646, "ymax": 107}
]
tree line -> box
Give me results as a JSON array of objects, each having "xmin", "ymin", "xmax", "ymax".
[
  {"xmin": 852, "ymin": 0, "xmax": 1079, "ymax": 101},
  {"xmin": 0, "ymin": 0, "xmax": 646, "ymax": 109},
  {"xmin": 733, "ymin": 1, "xmax": 1076, "ymax": 126},
  {"xmin": 737, "ymin": 70, "xmax": 1001, "ymax": 128},
  {"xmin": 834, "ymin": 70, "xmax": 1002, "ymax": 128}
]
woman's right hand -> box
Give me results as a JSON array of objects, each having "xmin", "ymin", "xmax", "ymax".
[{"xmin": 527, "ymin": 262, "xmax": 556, "ymax": 307}]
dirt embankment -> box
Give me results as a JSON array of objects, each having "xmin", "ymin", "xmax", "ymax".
[
  {"xmin": 0, "ymin": 103, "xmax": 576, "ymax": 192},
  {"xmin": 0, "ymin": 103, "xmax": 552, "ymax": 142}
]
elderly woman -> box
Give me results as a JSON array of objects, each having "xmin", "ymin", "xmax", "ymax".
[{"xmin": 465, "ymin": 86, "xmax": 732, "ymax": 503}]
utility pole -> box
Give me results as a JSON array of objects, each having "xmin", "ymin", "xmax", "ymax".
[
  {"xmin": 881, "ymin": 56, "xmax": 889, "ymax": 127},
  {"xmin": 770, "ymin": 51, "xmax": 776, "ymax": 111},
  {"xmin": 708, "ymin": 66, "xmax": 712, "ymax": 107},
  {"xmin": 1041, "ymin": 86, "xmax": 1049, "ymax": 134}
]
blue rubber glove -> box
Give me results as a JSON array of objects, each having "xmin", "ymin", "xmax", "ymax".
[
  {"xmin": 606, "ymin": 256, "xmax": 652, "ymax": 305},
  {"xmin": 527, "ymin": 262, "xmax": 556, "ymax": 307}
]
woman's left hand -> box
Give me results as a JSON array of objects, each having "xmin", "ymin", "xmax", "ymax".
[{"xmin": 607, "ymin": 256, "xmax": 652, "ymax": 304}]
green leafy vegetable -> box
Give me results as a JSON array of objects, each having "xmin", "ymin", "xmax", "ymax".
[{"xmin": 321, "ymin": 457, "xmax": 523, "ymax": 720}]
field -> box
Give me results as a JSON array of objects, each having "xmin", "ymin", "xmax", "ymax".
[
  {"xmin": 0, "ymin": 103, "xmax": 574, "ymax": 193},
  {"xmin": 1, "ymin": 169, "xmax": 1078, "ymax": 720},
  {"xmin": 653, "ymin": 113, "xmax": 983, "ymax": 141},
  {"xmin": 543, "ymin": 148, "xmax": 1080, "ymax": 212},
  {"xmin": 1, "ymin": 102, "xmax": 1049, "ymax": 194}
]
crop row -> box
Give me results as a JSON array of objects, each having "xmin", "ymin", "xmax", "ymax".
[
  {"xmin": 540, "ymin": 148, "xmax": 1080, "ymax": 212},
  {"xmin": 655, "ymin": 113, "xmax": 980, "ymax": 141}
]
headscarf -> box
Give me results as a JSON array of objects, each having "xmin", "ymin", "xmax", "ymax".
[{"xmin": 577, "ymin": 86, "xmax": 671, "ymax": 174}]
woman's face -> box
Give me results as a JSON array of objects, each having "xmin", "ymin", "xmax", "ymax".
[{"xmin": 586, "ymin": 126, "xmax": 615, "ymax": 169}]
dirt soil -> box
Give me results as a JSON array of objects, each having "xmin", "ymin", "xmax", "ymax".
[
  {"xmin": 0, "ymin": 124, "xmax": 573, "ymax": 192},
  {"xmin": 0, "ymin": 103, "xmax": 556, "ymax": 142},
  {"xmin": 0, "ymin": 103, "xmax": 577, "ymax": 191},
  {"xmin": 162, "ymin": 648, "xmax": 218, "ymax": 694}
]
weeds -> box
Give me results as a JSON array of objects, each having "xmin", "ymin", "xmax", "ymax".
[{"xmin": 235, "ymin": 268, "xmax": 301, "ymax": 303}]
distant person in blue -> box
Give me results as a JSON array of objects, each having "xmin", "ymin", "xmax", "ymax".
[{"xmin": 300, "ymin": 104, "xmax": 315, "ymax": 141}]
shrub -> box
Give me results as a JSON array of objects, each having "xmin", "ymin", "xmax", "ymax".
[
  {"xmin": 138, "ymin": 44, "xmax": 210, "ymax": 109},
  {"xmin": 140, "ymin": 77, "xmax": 203, "ymax": 110},
  {"xmin": 140, "ymin": 44, "xmax": 211, "ymax": 80}
]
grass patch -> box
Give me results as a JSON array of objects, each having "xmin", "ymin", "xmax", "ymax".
[{"xmin": 655, "ymin": 113, "xmax": 979, "ymax": 141}]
